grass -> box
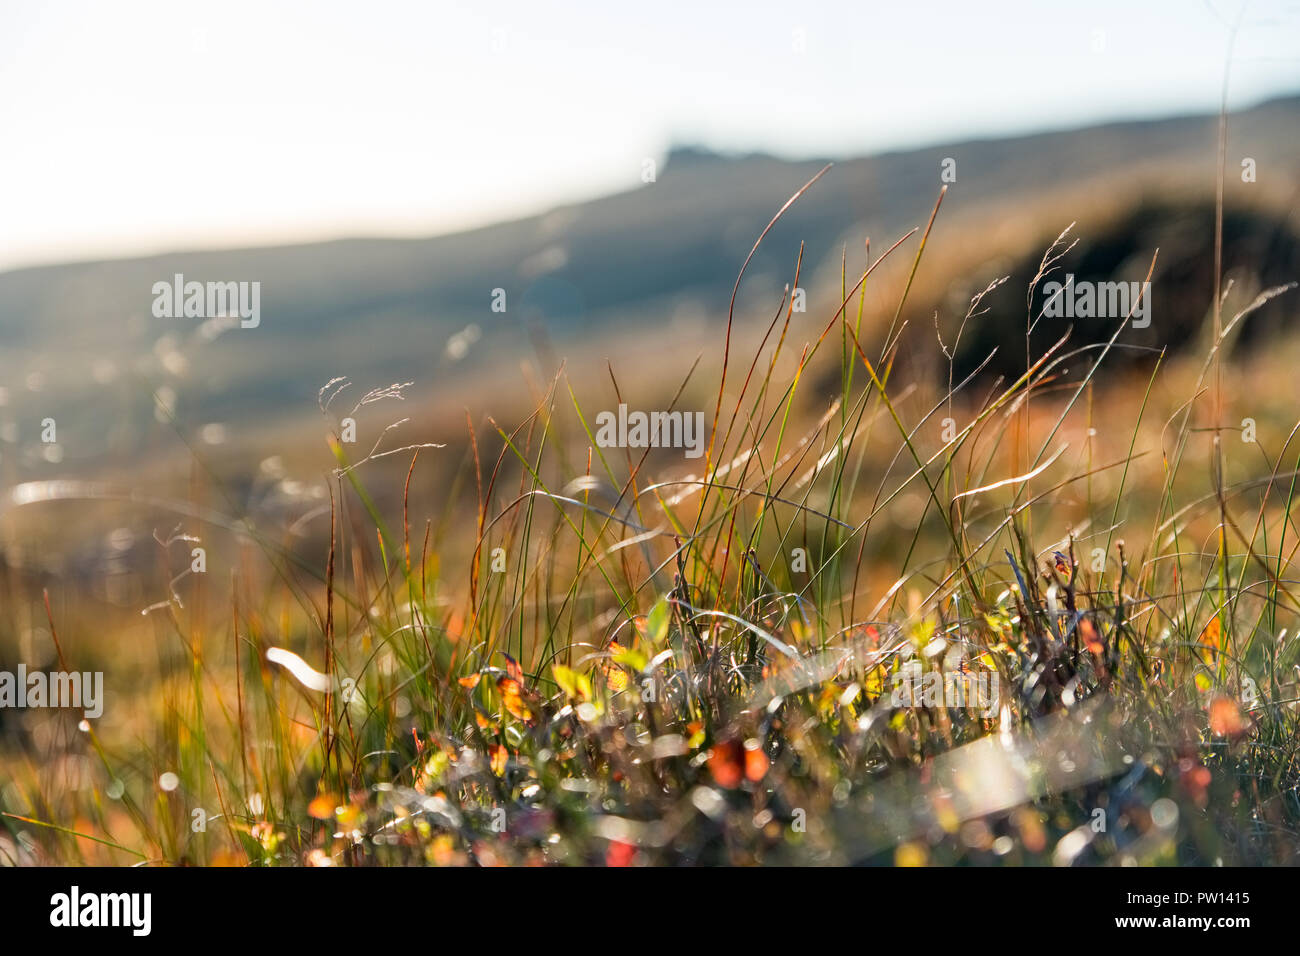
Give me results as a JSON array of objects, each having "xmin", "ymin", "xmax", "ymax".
[{"xmin": 2, "ymin": 172, "xmax": 1299, "ymax": 868}]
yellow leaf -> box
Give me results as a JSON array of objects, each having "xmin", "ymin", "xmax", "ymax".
[
  {"xmin": 552, "ymin": 664, "xmax": 580, "ymax": 699},
  {"xmin": 1199, "ymin": 616, "xmax": 1222, "ymax": 666}
]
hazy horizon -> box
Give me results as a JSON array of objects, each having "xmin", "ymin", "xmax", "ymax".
[
  {"xmin": 3, "ymin": 88, "xmax": 1297, "ymax": 277},
  {"xmin": 2, "ymin": 0, "xmax": 1298, "ymax": 272}
]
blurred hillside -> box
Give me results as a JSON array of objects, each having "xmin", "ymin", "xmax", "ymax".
[{"xmin": 0, "ymin": 95, "xmax": 1297, "ymax": 486}]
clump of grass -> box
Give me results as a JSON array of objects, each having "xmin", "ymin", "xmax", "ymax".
[{"xmin": 2, "ymin": 174, "xmax": 1299, "ymax": 868}]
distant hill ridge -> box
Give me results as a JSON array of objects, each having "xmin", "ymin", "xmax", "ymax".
[{"xmin": 0, "ymin": 94, "xmax": 1296, "ymax": 449}]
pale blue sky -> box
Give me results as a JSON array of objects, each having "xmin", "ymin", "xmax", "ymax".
[{"xmin": 0, "ymin": 0, "xmax": 1296, "ymax": 271}]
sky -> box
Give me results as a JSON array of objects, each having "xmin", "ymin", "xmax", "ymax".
[{"xmin": 0, "ymin": 0, "xmax": 1296, "ymax": 272}]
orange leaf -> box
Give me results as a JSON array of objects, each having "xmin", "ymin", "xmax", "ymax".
[
  {"xmin": 1209, "ymin": 695, "xmax": 1245, "ymax": 738},
  {"xmin": 502, "ymin": 653, "xmax": 525, "ymax": 686},
  {"xmin": 708, "ymin": 739, "xmax": 744, "ymax": 789},
  {"xmin": 458, "ymin": 673, "xmax": 482, "ymax": 689},
  {"xmin": 606, "ymin": 840, "xmax": 636, "ymax": 866},
  {"xmin": 744, "ymin": 741, "xmax": 769, "ymax": 782},
  {"xmin": 307, "ymin": 795, "xmax": 335, "ymax": 820},
  {"xmin": 1080, "ymin": 619, "xmax": 1105, "ymax": 655},
  {"xmin": 488, "ymin": 744, "xmax": 508, "ymax": 776},
  {"xmin": 602, "ymin": 640, "xmax": 628, "ymax": 692},
  {"xmin": 496, "ymin": 676, "xmax": 534, "ymax": 721}
]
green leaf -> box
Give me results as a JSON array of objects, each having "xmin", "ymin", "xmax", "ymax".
[
  {"xmin": 613, "ymin": 646, "xmax": 648, "ymax": 673},
  {"xmin": 646, "ymin": 596, "xmax": 670, "ymax": 647}
]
